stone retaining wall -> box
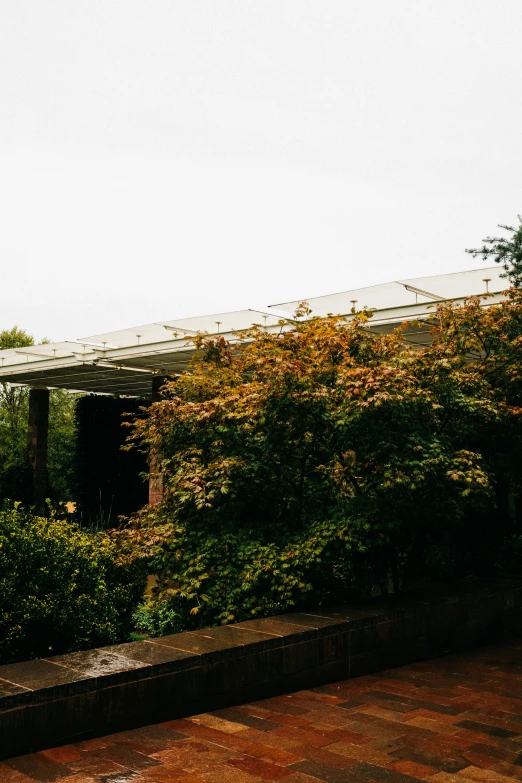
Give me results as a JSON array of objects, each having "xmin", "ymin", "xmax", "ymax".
[{"xmin": 1, "ymin": 579, "xmax": 521, "ymax": 759}]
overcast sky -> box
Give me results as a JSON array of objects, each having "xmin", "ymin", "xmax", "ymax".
[{"xmin": 1, "ymin": 1, "xmax": 521, "ymax": 341}]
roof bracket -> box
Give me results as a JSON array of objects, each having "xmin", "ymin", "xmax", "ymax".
[{"xmin": 400, "ymin": 283, "xmax": 445, "ymax": 302}]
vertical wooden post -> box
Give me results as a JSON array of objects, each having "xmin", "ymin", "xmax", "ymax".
[
  {"xmin": 148, "ymin": 375, "xmax": 169, "ymax": 506},
  {"xmin": 27, "ymin": 386, "xmax": 49, "ymax": 512}
]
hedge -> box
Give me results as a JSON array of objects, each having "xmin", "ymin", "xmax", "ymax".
[{"xmin": 0, "ymin": 505, "xmax": 145, "ymax": 664}]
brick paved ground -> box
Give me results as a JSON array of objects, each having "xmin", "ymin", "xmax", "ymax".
[{"xmin": 3, "ymin": 640, "xmax": 522, "ymax": 783}]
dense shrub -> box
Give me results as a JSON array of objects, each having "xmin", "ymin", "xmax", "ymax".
[
  {"xmin": 130, "ymin": 513, "xmax": 383, "ymax": 631},
  {"xmin": 132, "ymin": 596, "xmax": 184, "ymax": 638},
  {"xmin": 119, "ymin": 292, "xmax": 522, "ymax": 628},
  {"xmin": 0, "ymin": 505, "xmax": 145, "ymax": 664}
]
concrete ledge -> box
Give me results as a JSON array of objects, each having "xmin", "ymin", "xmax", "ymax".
[{"xmin": 1, "ymin": 578, "xmax": 521, "ymax": 759}]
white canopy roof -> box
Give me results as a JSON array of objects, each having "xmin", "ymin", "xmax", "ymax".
[
  {"xmin": 0, "ymin": 267, "xmax": 507, "ymax": 397},
  {"xmin": 271, "ymin": 267, "xmax": 505, "ymax": 319},
  {"xmin": 80, "ymin": 309, "xmax": 284, "ymax": 350},
  {"xmin": 0, "ymin": 310, "xmax": 285, "ymax": 396}
]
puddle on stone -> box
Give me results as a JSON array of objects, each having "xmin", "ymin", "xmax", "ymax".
[{"xmin": 49, "ymin": 649, "xmax": 145, "ymax": 677}]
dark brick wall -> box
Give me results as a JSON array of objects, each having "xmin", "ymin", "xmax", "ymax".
[{"xmin": 1, "ymin": 579, "xmax": 521, "ymax": 759}]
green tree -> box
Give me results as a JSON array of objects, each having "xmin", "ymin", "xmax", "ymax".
[
  {"xmin": 467, "ymin": 215, "xmax": 522, "ymax": 289},
  {"xmin": 0, "ymin": 327, "xmax": 78, "ymax": 503},
  {"xmin": 0, "ymin": 327, "xmax": 34, "ymax": 480},
  {"xmin": 435, "ymin": 288, "xmax": 522, "ymax": 536},
  {"xmin": 48, "ymin": 389, "xmax": 80, "ymax": 503},
  {"xmin": 120, "ymin": 300, "xmax": 512, "ymax": 630},
  {"xmin": 0, "ymin": 326, "xmax": 34, "ymax": 350}
]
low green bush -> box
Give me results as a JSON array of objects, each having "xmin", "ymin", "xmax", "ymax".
[
  {"xmin": 126, "ymin": 510, "xmax": 382, "ymax": 630},
  {"xmin": 0, "ymin": 504, "xmax": 145, "ymax": 664},
  {"xmin": 132, "ymin": 597, "xmax": 184, "ymax": 637}
]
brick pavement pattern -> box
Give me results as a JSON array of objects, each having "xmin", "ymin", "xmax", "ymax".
[{"xmin": 3, "ymin": 640, "xmax": 522, "ymax": 782}]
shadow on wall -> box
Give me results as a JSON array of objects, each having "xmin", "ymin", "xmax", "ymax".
[{"xmin": 74, "ymin": 395, "xmax": 149, "ymax": 527}]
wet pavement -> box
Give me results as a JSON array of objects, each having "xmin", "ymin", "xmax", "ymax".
[{"xmin": 3, "ymin": 639, "xmax": 522, "ymax": 782}]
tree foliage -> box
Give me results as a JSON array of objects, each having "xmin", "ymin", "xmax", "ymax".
[
  {"xmin": 0, "ymin": 326, "xmax": 34, "ymax": 351},
  {"xmin": 0, "ymin": 327, "xmax": 35, "ymax": 477},
  {"xmin": 48, "ymin": 390, "xmax": 80, "ymax": 503},
  {"xmin": 120, "ymin": 293, "xmax": 522, "ymax": 629},
  {"xmin": 0, "ymin": 327, "xmax": 78, "ymax": 504},
  {"xmin": 467, "ymin": 215, "xmax": 522, "ymax": 289}
]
